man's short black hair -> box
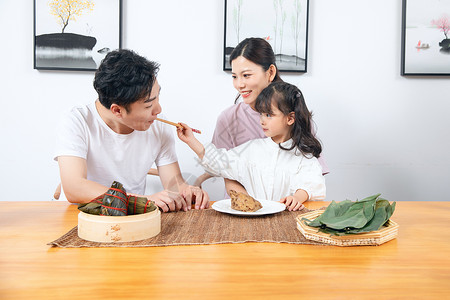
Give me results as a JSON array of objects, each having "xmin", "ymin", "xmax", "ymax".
[{"xmin": 93, "ymin": 49, "xmax": 160, "ymax": 111}]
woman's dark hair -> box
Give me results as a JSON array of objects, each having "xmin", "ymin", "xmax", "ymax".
[
  {"xmin": 229, "ymin": 37, "xmax": 283, "ymax": 103},
  {"xmin": 255, "ymin": 82, "xmax": 322, "ymax": 158},
  {"xmin": 93, "ymin": 49, "xmax": 160, "ymax": 112}
]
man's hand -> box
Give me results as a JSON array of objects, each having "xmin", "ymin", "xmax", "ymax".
[
  {"xmin": 181, "ymin": 185, "xmax": 210, "ymax": 210},
  {"xmin": 157, "ymin": 163, "xmax": 209, "ymax": 211},
  {"xmin": 148, "ymin": 190, "xmax": 187, "ymax": 212}
]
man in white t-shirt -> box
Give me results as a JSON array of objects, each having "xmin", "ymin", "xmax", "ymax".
[{"xmin": 54, "ymin": 49, "xmax": 209, "ymax": 212}]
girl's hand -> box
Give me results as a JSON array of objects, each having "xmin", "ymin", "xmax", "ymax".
[
  {"xmin": 176, "ymin": 122, "xmax": 206, "ymax": 159},
  {"xmin": 279, "ymin": 195, "xmax": 305, "ymax": 211},
  {"xmin": 176, "ymin": 122, "xmax": 194, "ymax": 144}
]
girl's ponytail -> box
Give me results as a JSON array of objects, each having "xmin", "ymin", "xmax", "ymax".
[
  {"xmin": 256, "ymin": 82, "xmax": 322, "ymax": 158},
  {"xmin": 288, "ymin": 91, "xmax": 322, "ymax": 158}
]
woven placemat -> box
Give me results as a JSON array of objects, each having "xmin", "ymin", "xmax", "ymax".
[{"xmin": 48, "ymin": 207, "xmax": 326, "ymax": 248}]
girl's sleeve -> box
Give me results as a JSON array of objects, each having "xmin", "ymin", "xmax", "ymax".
[
  {"xmin": 290, "ymin": 157, "xmax": 326, "ymax": 201},
  {"xmin": 199, "ymin": 142, "xmax": 249, "ymax": 181}
]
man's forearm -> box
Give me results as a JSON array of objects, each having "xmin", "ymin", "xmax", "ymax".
[{"xmin": 63, "ymin": 178, "xmax": 109, "ymax": 203}]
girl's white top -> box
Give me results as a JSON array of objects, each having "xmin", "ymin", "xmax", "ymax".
[{"xmin": 200, "ymin": 138, "xmax": 326, "ymax": 201}]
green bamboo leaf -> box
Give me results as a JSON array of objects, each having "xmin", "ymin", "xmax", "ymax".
[
  {"xmin": 345, "ymin": 199, "xmax": 396, "ymax": 234},
  {"xmin": 303, "ymin": 194, "xmax": 396, "ymax": 236},
  {"xmin": 319, "ymin": 198, "xmax": 378, "ymax": 229},
  {"xmin": 318, "ymin": 226, "xmax": 347, "ymax": 236},
  {"xmin": 78, "ymin": 201, "xmax": 102, "ymax": 215},
  {"xmin": 333, "ymin": 200, "xmax": 354, "ymax": 216},
  {"xmin": 362, "ymin": 199, "xmax": 378, "ymax": 220},
  {"xmin": 386, "ymin": 201, "xmax": 396, "ymax": 221},
  {"xmin": 358, "ymin": 193, "xmax": 381, "ymax": 202},
  {"xmin": 303, "ymin": 200, "xmax": 339, "ymax": 227},
  {"xmin": 319, "ymin": 208, "xmax": 368, "ymax": 230},
  {"xmin": 345, "ymin": 206, "xmax": 387, "ymax": 234}
]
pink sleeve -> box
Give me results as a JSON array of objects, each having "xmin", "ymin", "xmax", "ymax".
[{"xmin": 211, "ymin": 112, "xmax": 234, "ymax": 150}]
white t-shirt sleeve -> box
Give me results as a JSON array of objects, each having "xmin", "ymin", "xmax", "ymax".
[
  {"xmin": 153, "ymin": 121, "xmax": 178, "ymax": 167},
  {"xmin": 53, "ymin": 107, "xmax": 88, "ymax": 161}
]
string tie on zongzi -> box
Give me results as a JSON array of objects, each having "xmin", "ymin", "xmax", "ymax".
[{"xmin": 78, "ymin": 181, "xmax": 157, "ymax": 216}]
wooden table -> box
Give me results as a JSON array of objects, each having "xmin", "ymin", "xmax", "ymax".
[{"xmin": 1, "ymin": 201, "xmax": 449, "ymax": 299}]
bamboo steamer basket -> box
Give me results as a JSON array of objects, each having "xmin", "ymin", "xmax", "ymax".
[
  {"xmin": 296, "ymin": 210, "xmax": 399, "ymax": 246},
  {"xmin": 78, "ymin": 209, "xmax": 161, "ymax": 243}
]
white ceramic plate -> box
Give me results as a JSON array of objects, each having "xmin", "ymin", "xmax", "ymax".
[{"xmin": 212, "ymin": 199, "xmax": 286, "ymax": 216}]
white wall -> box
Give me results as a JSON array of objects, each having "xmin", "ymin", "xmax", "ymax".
[{"xmin": 1, "ymin": 0, "xmax": 449, "ymax": 202}]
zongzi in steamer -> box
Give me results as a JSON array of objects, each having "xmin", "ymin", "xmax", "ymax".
[
  {"xmin": 100, "ymin": 181, "xmax": 128, "ymax": 216},
  {"xmin": 127, "ymin": 196, "xmax": 158, "ymax": 214},
  {"xmin": 78, "ymin": 181, "xmax": 158, "ymax": 216}
]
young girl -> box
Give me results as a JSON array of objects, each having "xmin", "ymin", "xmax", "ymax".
[
  {"xmin": 195, "ymin": 37, "xmax": 328, "ymax": 195},
  {"xmin": 177, "ymin": 82, "xmax": 325, "ymax": 211}
]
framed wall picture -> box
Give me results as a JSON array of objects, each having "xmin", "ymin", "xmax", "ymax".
[
  {"xmin": 223, "ymin": 0, "xmax": 309, "ymax": 73},
  {"xmin": 401, "ymin": 0, "xmax": 450, "ymax": 76},
  {"xmin": 34, "ymin": 0, "xmax": 122, "ymax": 71}
]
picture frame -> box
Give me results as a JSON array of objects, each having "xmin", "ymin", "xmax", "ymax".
[
  {"xmin": 401, "ymin": 0, "xmax": 450, "ymax": 76},
  {"xmin": 34, "ymin": 0, "xmax": 122, "ymax": 71},
  {"xmin": 223, "ymin": 0, "xmax": 309, "ymax": 73}
]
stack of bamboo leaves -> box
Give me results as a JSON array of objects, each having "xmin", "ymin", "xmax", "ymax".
[
  {"xmin": 302, "ymin": 194, "xmax": 396, "ymax": 236},
  {"xmin": 78, "ymin": 181, "xmax": 157, "ymax": 216}
]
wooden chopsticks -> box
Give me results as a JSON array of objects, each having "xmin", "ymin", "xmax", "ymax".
[{"xmin": 156, "ymin": 118, "xmax": 201, "ymax": 134}]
